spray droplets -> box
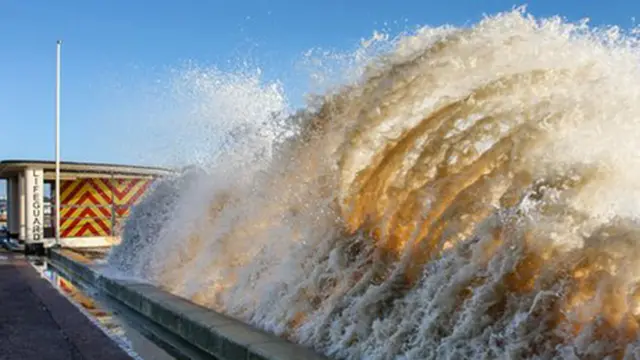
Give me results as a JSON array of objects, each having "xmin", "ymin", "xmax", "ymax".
[{"xmin": 111, "ymin": 9, "xmax": 640, "ymax": 359}]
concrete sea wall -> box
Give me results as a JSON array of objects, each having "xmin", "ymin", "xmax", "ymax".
[{"xmin": 48, "ymin": 249, "xmax": 327, "ymax": 360}]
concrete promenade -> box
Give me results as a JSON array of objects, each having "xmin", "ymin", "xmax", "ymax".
[{"xmin": 0, "ymin": 250, "xmax": 131, "ymax": 360}]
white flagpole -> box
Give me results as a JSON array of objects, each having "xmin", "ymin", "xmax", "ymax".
[{"xmin": 55, "ymin": 40, "xmax": 61, "ymax": 248}]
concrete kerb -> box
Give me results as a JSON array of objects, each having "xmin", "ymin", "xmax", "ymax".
[{"xmin": 48, "ymin": 249, "xmax": 328, "ymax": 360}]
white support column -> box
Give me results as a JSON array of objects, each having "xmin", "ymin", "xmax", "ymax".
[
  {"xmin": 4, "ymin": 179, "xmax": 9, "ymax": 233},
  {"xmin": 24, "ymin": 168, "xmax": 44, "ymax": 244},
  {"xmin": 5, "ymin": 179, "xmax": 10, "ymax": 231},
  {"xmin": 18, "ymin": 173, "xmax": 26, "ymax": 241}
]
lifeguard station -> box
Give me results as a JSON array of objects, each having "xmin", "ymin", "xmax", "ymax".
[{"xmin": 0, "ymin": 159, "xmax": 172, "ymax": 254}]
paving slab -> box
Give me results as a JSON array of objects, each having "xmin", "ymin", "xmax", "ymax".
[{"xmin": 0, "ymin": 251, "xmax": 131, "ymax": 360}]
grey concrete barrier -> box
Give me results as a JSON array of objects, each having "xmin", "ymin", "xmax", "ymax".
[{"xmin": 48, "ymin": 249, "xmax": 328, "ymax": 360}]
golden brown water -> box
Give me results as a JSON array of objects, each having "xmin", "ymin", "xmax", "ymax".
[{"xmin": 110, "ymin": 9, "xmax": 640, "ymax": 359}]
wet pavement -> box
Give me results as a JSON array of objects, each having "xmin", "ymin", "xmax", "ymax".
[{"xmin": 0, "ymin": 250, "xmax": 132, "ymax": 360}]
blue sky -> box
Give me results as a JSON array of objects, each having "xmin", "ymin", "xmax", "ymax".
[{"xmin": 0, "ymin": 0, "xmax": 639, "ymax": 196}]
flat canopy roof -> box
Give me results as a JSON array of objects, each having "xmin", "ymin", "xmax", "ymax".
[{"xmin": 0, "ymin": 159, "xmax": 174, "ymax": 179}]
